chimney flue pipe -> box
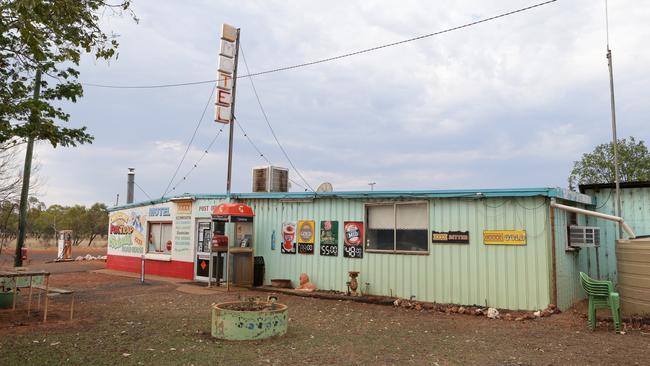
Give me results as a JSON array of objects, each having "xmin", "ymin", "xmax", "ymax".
[{"xmin": 127, "ymin": 168, "xmax": 135, "ymax": 204}]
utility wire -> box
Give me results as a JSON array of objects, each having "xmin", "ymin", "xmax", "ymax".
[
  {"xmin": 160, "ymin": 84, "xmax": 216, "ymax": 198},
  {"xmin": 134, "ymin": 181, "xmax": 153, "ymax": 201},
  {"xmin": 595, "ymin": 188, "xmax": 613, "ymax": 209},
  {"xmin": 163, "ymin": 125, "xmax": 226, "ymax": 196},
  {"xmin": 239, "ymin": 44, "xmax": 315, "ymax": 192},
  {"xmin": 514, "ymin": 198, "xmax": 546, "ymax": 210},
  {"xmin": 235, "ymin": 117, "xmax": 310, "ymax": 192},
  {"xmin": 83, "ymin": 0, "xmax": 557, "ymax": 89}
]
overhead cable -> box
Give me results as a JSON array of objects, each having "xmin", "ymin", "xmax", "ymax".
[
  {"xmin": 83, "ymin": 0, "xmax": 557, "ymax": 89},
  {"xmin": 160, "ymin": 84, "xmax": 216, "ymax": 197},
  {"xmin": 134, "ymin": 181, "xmax": 153, "ymax": 201},
  {"xmin": 163, "ymin": 125, "xmax": 226, "ymax": 196},
  {"xmin": 234, "ymin": 117, "xmax": 310, "ymax": 192},
  {"xmin": 239, "ymin": 44, "xmax": 315, "ymax": 192}
]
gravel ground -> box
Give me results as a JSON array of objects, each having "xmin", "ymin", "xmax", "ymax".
[{"xmin": 0, "ymin": 254, "xmax": 648, "ymax": 365}]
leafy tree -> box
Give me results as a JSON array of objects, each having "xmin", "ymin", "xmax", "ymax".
[
  {"xmin": 0, "ymin": 200, "xmax": 109, "ymax": 254},
  {"xmin": 60, "ymin": 204, "xmax": 87, "ymax": 246},
  {"xmin": 84, "ymin": 202, "xmax": 108, "ymax": 246},
  {"xmin": 0, "ymin": 0, "xmax": 136, "ymax": 146},
  {"xmin": 569, "ymin": 137, "xmax": 650, "ymax": 189}
]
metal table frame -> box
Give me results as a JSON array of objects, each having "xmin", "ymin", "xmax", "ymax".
[{"xmin": 0, "ymin": 270, "xmax": 51, "ymax": 322}]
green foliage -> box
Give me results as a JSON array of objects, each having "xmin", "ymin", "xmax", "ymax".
[
  {"xmin": 569, "ymin": 137, "xmax": 650, "ymax": 189},
  {"xmin": 0, "ymin": 0, "xmax": 136, "ymax": 147},
  {"xmin": 0, "ymin": 198, "xmax": 109, "ymax": 246}
]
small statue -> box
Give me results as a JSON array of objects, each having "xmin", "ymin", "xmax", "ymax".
[
  {"xmin": 296, "ymin": 273, "xmax": 316, "ymax": 291},
  {"xmin": 348, "ymin": 271, "xmax": 360, "ymax": 296}
]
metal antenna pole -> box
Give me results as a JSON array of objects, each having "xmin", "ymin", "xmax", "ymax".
[
  {"xmin": 607, "ymin": 49, "xmax": 622, "ymax": 238},
  {"xmin": 225, "ymin": 29, "xmax": 241, "ymax": 198},
  {"xmin": 605, "ymin": 0, "xmax": 622, "ymax": 238}
]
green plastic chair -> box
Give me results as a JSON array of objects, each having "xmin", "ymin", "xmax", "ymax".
[{"xmin": 579, "ymin": 272, "xmax": 621, "ymax": 333}]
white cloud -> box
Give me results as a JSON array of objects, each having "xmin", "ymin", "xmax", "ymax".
[{"xmin": 27, "ymin": 0, "xmax": 650, "ymax": 205}]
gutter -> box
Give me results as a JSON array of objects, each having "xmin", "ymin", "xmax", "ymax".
[{"xmin": 550, "ymin": 201, "xmax": 636, "ymax": 239}]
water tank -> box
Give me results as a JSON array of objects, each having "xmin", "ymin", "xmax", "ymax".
[{"xmin": 616, "ymin": 238, "xmax": 650, "ymax": 316}]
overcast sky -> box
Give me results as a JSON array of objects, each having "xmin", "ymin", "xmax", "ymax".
[{"xmin": 29, "ymin": 0, "xmax": 650, "ymax": 206}]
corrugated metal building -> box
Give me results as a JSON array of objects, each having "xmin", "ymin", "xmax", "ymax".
[
  {"xmin": 579, "ymin": 181, "xmax": 650, "ymax": 285},
  {"xmin": 107, "ymin": 187, "xmax": 606, "ymax": 311}
]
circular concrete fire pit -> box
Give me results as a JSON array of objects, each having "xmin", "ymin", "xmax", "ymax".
[{"xmin": 211, "ymin": 301, "xmax": 288, "ymax": 340}]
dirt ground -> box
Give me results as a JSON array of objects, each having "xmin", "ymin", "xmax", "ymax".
[{"xmin": 0, "ymin": 250, "xmax": 649, "ymax": 365}]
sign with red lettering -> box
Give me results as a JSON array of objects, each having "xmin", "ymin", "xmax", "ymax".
[{"xmin": 215, "ymin": 23, "xmax": 238, "ymax": 124}]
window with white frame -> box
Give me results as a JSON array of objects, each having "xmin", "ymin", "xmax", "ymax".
[
  {"xmin": 148, "ymin": 222, "xmax": 172, "ymax": 253},
  {"xmin": 366, "ymin": 202, "xmax": 429, "ymax": 253}
]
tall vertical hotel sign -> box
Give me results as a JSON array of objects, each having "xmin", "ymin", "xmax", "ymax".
[{"xmin": 215, "ymin": 24, "xmax": 238, "ymax": 124}]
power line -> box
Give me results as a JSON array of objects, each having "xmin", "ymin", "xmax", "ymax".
[
  {"xmin": 239, "ymin": 44, "xmax": 315, "ymax": 192},
  {"xmin": 83, "ymin": 0, "xmax": 557, "ymax": 89},
  {"xmin": 160, "ymin": 84, "xmax": 216, "ymax": 198},
  {"xmin": 234, "ymin": 117, "xmax": 310, "ymax": 192},
  {"xmin": 134, "ymin": 181, "xmax": 153, "ymax": 201},
  {"xmin": 163, "ymin": 125, "xmax": 226, "ymax": 196}
]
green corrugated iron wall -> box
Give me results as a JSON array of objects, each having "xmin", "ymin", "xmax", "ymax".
[
  {"xmin": 550, "ymin": 188, "xmax": 648, "ymax": 310},
  {"xmin": 242, "ymin": 196, "xmax": 552, "ymax": 311},
  {"xmin": 552, "ymin": 201, "xmax": 592, "ymax": 310},
  {"xmin": 582, "ymin": 187, "xmax": 650, "ymax": 285}
]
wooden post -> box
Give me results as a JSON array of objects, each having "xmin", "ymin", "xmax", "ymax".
[
  {"xmin": 15, "ymin": 70, "xmax": 42, "ymax": 267},
  {"xmin": 70, "ymin": 294, "xmax": 75, "ymax": 320},
  {"xmin": 11, "ymin": 279, "xmax": 17, "ymax": 310},
  {"xmin": 27, "ymin": 276, "xmax": 33, "ymax": 316},
  {"xmin": 43, "ymin": 275, "xmax": 50, "ymax": 322}
]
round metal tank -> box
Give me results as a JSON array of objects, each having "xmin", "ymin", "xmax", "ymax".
[
  {"xmin": 211, "ymin": 301, "xmax": 288, "ymax": 340},
  {"xmin": 616, "ymin": 238, "xmax": 650, "ymax": 316}
]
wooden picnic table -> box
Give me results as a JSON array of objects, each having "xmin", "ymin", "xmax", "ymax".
[{"xmin": 0, "ymin": 269, "xmax": 51, "ymax": 322}]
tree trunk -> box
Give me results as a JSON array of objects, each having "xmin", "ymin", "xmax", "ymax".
[{"xmin": 87, "ymin": 233, "xmax": 97, "ymax": 247}]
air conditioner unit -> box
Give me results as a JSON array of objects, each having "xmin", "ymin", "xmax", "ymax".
[
  {"xmin": 568, "ymin": 225, "xmax": 601, "ymax": 248},
  {"xmin": 252, "ymin": 166, "xmax": 289, "ymax": 192}
]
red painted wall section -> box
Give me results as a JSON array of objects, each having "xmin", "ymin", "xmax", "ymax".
[{"xmin": 107, "ymin": 255, "xmax": 193, "ymax": 280}]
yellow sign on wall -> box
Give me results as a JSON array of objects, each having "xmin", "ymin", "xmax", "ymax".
[
  {"xmin": 297, "ymin": 220, "xmax": 315, "ymax": 244},
  {"xmin": 483, "ymin": 230, "xmax": 527, "ymax": 245},
  {"xmin": 174, "ymin": 200, "xmax": 193, "ymax": 215}
]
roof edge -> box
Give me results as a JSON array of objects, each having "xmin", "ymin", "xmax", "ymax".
[
  {"xmin": 108, "ymin": 188, "xmax": 594, "ymax": 212},
  {"xmin": 579, "ymin": 181, "xmax": 650, "ymax": 193}
]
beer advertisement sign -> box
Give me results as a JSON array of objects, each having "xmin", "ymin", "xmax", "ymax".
[
  {"xmin": 343, "ymin": 221, "xmax": 364, "ymax": 259},
  {"xmin": 297, "ymin": 220, "xmax": 315, "ymax": 254},
  {"xmin": 319, "ymin": 220, "xmax": 339, "ymax": 257},
  {"xmin": 281, "ymin": 221, "xmax": 297, "ymax": 254},
  {"xmin": 432, "ymin": 230, "xmax": 470, "ymax": 244},
  {"xmin": 483, "ymin": 230, "xmax": 527, "ymax": 245}
]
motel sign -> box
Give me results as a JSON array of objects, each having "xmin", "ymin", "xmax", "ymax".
[{"xmin": 215, "ymin": 24, "xmax": 238, "ymax": 124}]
